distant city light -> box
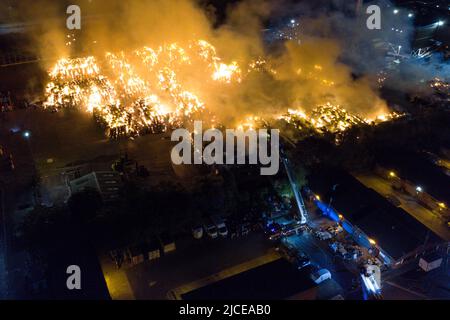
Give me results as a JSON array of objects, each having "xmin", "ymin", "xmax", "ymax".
[
  {"xmin": 393, "ymin": 9, "xmax": 399, "ymax": 14},
  {"xmin": 290, "ymin": 19, "xmax": 295, "ymax": 24},
  {"xmin": 416, "ymin": 186, "xmax": 423, "ymax": 192},
  {"xmin": 389, "ymin": 171, "xmax": 396, "ymax": 178},
  {"xmin": 408, "ymin": 13, "xmax": 414, "ymax": 18},
  {"xmin": 23, "ymin": 131, "xmax": 31, "ymax": 138},
  {"xmin": 437, "ymin": 20, "xmax": 445, "ymax": 26},
  {"xmin": 369, "ymin": 238, "xmax": 376, "ymax": 245}
]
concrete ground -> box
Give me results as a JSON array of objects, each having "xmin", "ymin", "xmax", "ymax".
[{"xmin": 2, "ymin": 109, "xmax": 177, "ymax": 183}]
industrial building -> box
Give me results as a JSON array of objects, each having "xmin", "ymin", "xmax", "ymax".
[
  {"xmin": 181, "ymin": 258, "xmax": 342, "ymax": 300},
  {"xmin": 309, "ymin": 166, "xmax": 447, "ymax": 268},
  {"xmin": 68, "ymin": 171, "xmax": 122, "ymax": 202}
]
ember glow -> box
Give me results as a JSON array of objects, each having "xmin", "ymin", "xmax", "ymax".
[
  {"xmin": 430, "ymin": 78, "xmax": 450, "ymax": 93},
  {"xmin": 44, "ymin": 40, "xmax": 242, "ymax": 137},
  {"xmin": 279, "ymin": 103, "xmax": 403, "ymax": 134}
]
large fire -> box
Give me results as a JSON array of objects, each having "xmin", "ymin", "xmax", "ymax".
[
  {"xmin": 44, "ymin": 41, "xmax": 241, "ymax": 137},
  {"xmin": 43, "ymin": 40, "xmax": 401, "ymax": 139}
]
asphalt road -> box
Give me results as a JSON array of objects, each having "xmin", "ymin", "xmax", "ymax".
[
  {"xmin": 355, "ymin": 173, "xmax": 450, "ymax": 241},
  {"xmin": 284, "ymin": 232, "xmax": 355, "ymax": 297}
]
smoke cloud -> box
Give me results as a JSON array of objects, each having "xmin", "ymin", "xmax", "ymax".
[{"xmin": 10, "ymin": 0, "xmax": 445, "ymax": 125}]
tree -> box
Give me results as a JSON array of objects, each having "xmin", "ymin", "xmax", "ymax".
[
  {"xmin": 68, "ymin": 188, "xmax": 103, "ymax": 222},
  {"xmin": 21, "ymin": 205, "xmax": 70, "ymax": 250}
]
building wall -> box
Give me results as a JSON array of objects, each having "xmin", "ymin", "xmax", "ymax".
[{"xmin": 68, "ymin": 171, "xmax": 121, "ymax": 201}]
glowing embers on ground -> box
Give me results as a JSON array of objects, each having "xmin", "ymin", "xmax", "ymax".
[
  {"xmin": 310, "ymin": 103, "xmax": 365, "ymax": 133},
  {"xmin": 280, "ymin": 102, "xmax": 403, "ymax": 134},
  {"xmin": 43, "ymin": 40, "xmax": 242, "ymax": 137},
  {"xmin": 430, "ymin": 78, "xmax": 450, "ymax": 94}
]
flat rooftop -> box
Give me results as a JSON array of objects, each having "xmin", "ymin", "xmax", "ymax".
[
  {"xmin": 181, "ymin": 258, "xmax": 317, "ymax": 300},
  {"xmin": 308, "ymin": 166, "xmax": 442, "ymax": 260}
]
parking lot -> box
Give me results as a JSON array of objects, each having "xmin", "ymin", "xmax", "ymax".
[{"xmin": 283, "ymin": 231, "xmax": 356, "ymax": 295}]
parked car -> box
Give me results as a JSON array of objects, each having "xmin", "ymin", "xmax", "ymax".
[
  {"xmin": 192, "ymin": 225, "xmax": 203, "ymax": 239},
  {"xmin": 311, "ymin": 268, "xmax": 332, "ymax": 284},
  {"xmin": 217, "ymin": 223, "xmax": 228, "ymax": 237},
  {"xmin": 204, "ymin": 222, "xmax": 218, "ymax": 239},
  {"xmin": 240, "ymin": 223, "xmax": 250, "ymax": 236},
  {"xmin": 266, "ymin": 222, "xmax": 283, "ymax": 240},
  {"xmin": 294, "ymin": 253, "xmax": 311, "ymax": 270},
  {"xmin": 158, "ymin": 232, "xmax": 176, "ymax": 254},
  {"xmin": 212, "ymin": 216, "xmax": 228, "ymax": 237},
  {"xmin": 315, "ymin": 231, "xmax": 333, "ymax": 241}
]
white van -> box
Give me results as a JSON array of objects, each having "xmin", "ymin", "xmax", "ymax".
[{"xmin": 311, "ymin": 268, "xmax": 332, "ymax": 284}]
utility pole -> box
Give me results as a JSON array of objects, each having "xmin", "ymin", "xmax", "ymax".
[{"xmin": 326, "ymin": 184, "xmax": 339, "ymax": 215}]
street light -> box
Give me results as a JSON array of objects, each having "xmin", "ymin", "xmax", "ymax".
[
  {"xmin": 408, "ymin": 13, "xmax": 414, "ymax": 18},
  {"xmin": 437, "ymin": 20, "xmax": 445, "ymax": 26},
  {"xmin": 393, "ymin": 9, "xmax": 399, "ymax": 14},
  {"xmin": 416, "ymin": 186, "xmax": 423, "ymax": 193},
  {"xmin": 369, "ymin": 238, "xmax": 376, "ymax": 245},
  {"xmin": 22, "ymin": 130, "xmax": 35, "ymax": 166},
  {"xmin": 389, "ymin": 171, "xmax": 396, "ymax": 178}
]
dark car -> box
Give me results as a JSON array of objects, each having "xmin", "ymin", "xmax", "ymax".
[
  {"xmin": 294, "ymin": 253, "xmax": 311, "ymax": 270},
  {"xmin": 266, "ymin": 222, "xmax": 283, "ymax": 240}
]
